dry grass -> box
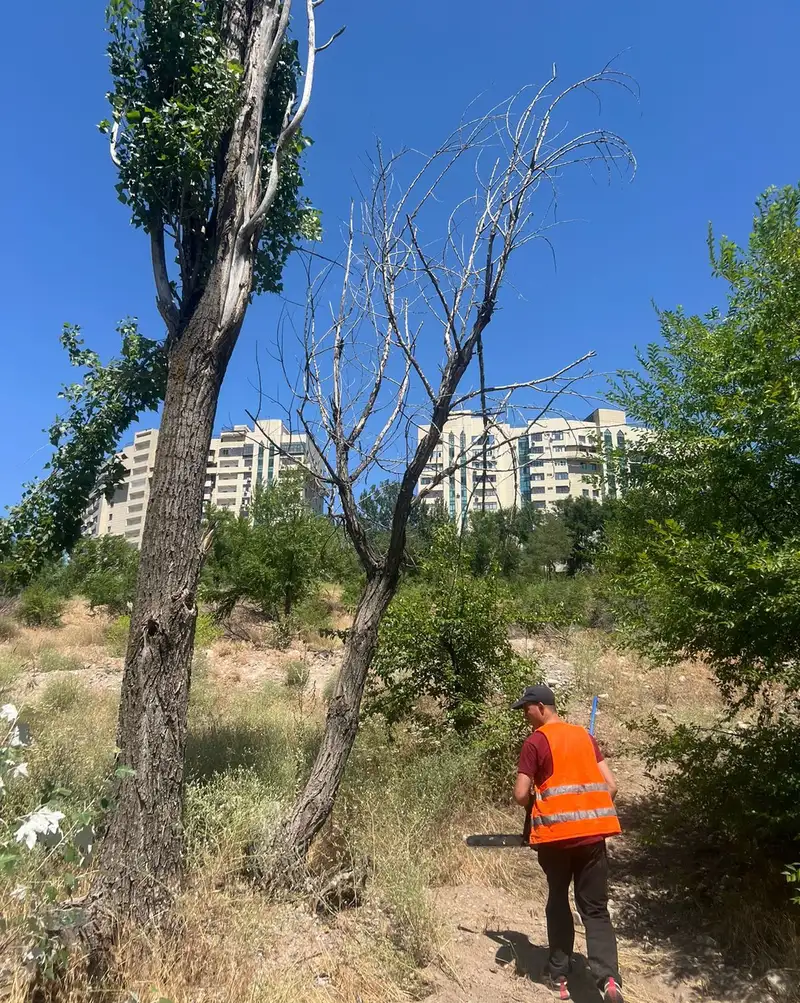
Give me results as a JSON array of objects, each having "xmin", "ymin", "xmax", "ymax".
[{"xmin": 1, "ymin": 609, "xmax": 794, "ymax": 1003}]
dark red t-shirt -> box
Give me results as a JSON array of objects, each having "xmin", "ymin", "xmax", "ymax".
[{"xmin": 518, "ymin": 728, "xmax": 605, "ymax": 849}]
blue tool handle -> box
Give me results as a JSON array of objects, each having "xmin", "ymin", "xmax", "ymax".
[{"xmin": 589, "ymin": 695, "xmax": 599, "ymax": 736}]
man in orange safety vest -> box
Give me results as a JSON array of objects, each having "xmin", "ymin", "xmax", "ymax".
[{"xmin": 512, "ymin": 684, "xmax": 623, "ymax": 1003}]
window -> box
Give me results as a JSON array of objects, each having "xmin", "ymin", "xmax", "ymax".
[
  {"xmin": 550, "ymin": 431, "xmax": 564, "ymax": 441},
  {"xmin": 578, "ymin": 435, "xmax": 586, "ymax": 444},
  {"xmin": 555, "ymin": 486, "xmax": 570, "ymax": 494},
  {"xmin": 531, "ymin": 433, "xmax": 543, "ymax": 442},
  {"xmin": 533, "ymin": 501, "xmax": 546, "ymax": 510},
  {"xmin": 530, "ymin": 459, "xmax": 544, "ymax": 468},
  {"xmin": 125, "ymin": 530, "xmax": 139, "ymax": 539},
  {"xmin": 555, "ymin": 472, "xmax": 569, "ymax": 481},
  {"xmin": 128, "ymin": 503, "xmax": 144, "ymax": 513},
  {"xmin": 217, "ymin": 485, "xmax": 237, "ymax": 493},
  {"xmin": 553, "ymin": 446, "xmax": 565, "ymax": 454},
  {"xmin": 131, "ymin": 465, "xmax": 147, "ymax": 476},
  {"xmin": 220, "ymin": 459, "xmax": 239, "ymax": 468},
  {"xmin": 582, "ymin": 489, "xmax": 590, "ymax": 497},
  {"xmin": 127, "ymin": 516, "xmax": 142, "ymax": 526},
  {"xmin": 531, "ymin": 486, "xmax": 546, "ymax": 494},
  {"xmin": 285, "ymin": 442, "xmax": 306, "ymax": 455},
  {"xmin": 129, "ymin": 491, "xmax": 144, "ymax": 500},
  {"xmin": 593, "ymin": 490, "xmax": 601, "ymax": 498},
  {"xmin": 531, "ymin": 473, "xmax": 545, "ymax": 482},
  {"xmin": 421, "ymin": 477, "xmax": 432, "ymax": 485},
  {"xmin": 532, "ymin": 446, "xmax": 545, "ymax": 454}
]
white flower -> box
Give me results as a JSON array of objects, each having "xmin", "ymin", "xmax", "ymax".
[
  {"xmin": 14, "ymin": 808, "xmax": 65, "ymax": 850},
  {"xmin": 1, "ymin": 704, "xmax": 18, "ymax": 724}
]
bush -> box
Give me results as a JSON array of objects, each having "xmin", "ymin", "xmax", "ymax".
[
  {"xmin": 67, "ymin": 536, "xmax": 138, "ymax": 614},
  {"xmin": 105, "ymin": 615, "xmax": 130, "ymax": 656},
  {"xmin": 37, "ymin": 648, "xmax": 84, "ymax": 673},
  {"xmin": 15, "ymin": 584, "xmax": 66, "ymax": 627},
  {"xmin": 285, "ymin": 660, "xmax": 310, "ymax": 689},
  {"xmin": 642, "ymin": 713, "xmax": 800, "ymax": 855},
  {"xmin": 369, "ymin": 526, "xmax": 518, "ymax": 734},
  {"xmin": 195, "ymin": 612, "xmax": 222, "ymax": 649},
  {"xmin": 0, "ymin": 615, "xmax": 19, "ymax": 641},
  {"xmin": 294, "ymin": 593, "xmax": 332, "ymax": 634}
]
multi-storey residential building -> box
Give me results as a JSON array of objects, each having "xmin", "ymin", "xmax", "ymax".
[
  {"xmin": 82, "ymin": 421, "xmax": 325, "ymax": 547},
  {"xmin": 416, "ymin": 407, "xmax": 639, "ymax": 519}
]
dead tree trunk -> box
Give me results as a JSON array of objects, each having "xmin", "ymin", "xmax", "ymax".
[{"xmin": 270, "ymin": 570, "xmax": 397, "ymax": 873}]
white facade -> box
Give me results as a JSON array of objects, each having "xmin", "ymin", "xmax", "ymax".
[
  {"xmin": 417, "ymin": 408, "xmax": 639, "ymax": 519},
  {"xmin": 83, "ymin": 421, "xmax": 325, "ymax": 547}
]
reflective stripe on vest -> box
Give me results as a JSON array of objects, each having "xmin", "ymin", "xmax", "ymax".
[
  {"xmin": 539, "ymin": 782, "xmax": 610, "ymax": 801},
  {"xmin": 533, "ymin": 806, "xmax": 618, "ymax": 828}
]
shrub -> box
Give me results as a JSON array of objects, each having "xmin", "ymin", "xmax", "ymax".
[
  {"xmin": 37, "ymin": 648, "xmax": 84, "ymax": 673},
  {"xmin": 294, "ymin": 593, "xmax": 332, "ymax": 634},
  {"xmin": 285, "ymin": 660, "xmax": 310, "ymax": 689},
  {"xmin": 195, "ymin": 612, "xmax": 222, "ymax": 649},
  {"xmin": 369, "ymin": 526, "xmax": 518, "ymax": 734},
  {"xmin": 0, "ymin": 653, "xmax": 24, "ymax": 694},
  {"xmin": 105, "ymin": 615, "xmax": 130, "ymax": 656},
  {"xmin": 0, "ymin": 615, "xmax": 19, "ymax": 641},
  {"xmin": 15, "ymin": 584, "xmax": 65, "ymax": 627},
  {"xmin": 67, "ymin": 535, "xmax": 138, "ymax": 614}
]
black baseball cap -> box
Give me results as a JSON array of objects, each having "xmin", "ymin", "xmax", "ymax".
[{"xmin": 511, "ymin": 684, "xmax": 556, "ymax": 709}]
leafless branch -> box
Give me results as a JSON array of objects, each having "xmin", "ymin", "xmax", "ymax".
[{"xmin": 150, "ymin": 229, "xmax": 180, "ymax": 338}]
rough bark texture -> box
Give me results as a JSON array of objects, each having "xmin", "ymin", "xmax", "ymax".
[
  {"xmin": 80, "ymin": 2, "xmax": 308, "ymax": 961},
  {"xmin": 267, "ymin": 571, "xmax": 397, "ymax": 880},
  {"xmin": 82, "ymin": 304, "xmax": 239, "ymax": 972}
]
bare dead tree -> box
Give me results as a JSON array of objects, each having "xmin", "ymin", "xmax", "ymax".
[{"xmin": 259, "ymin": 65, "xmax": 635, "ymax": 881}]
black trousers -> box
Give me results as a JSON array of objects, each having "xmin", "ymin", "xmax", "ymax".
[{"xmin": 536, "ymin": 839, "xmax": 621, "ymax": 988}]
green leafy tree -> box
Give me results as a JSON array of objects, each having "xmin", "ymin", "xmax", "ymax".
[
  {"xmin": 556, "ymin": 496, "xmax": 607, "ymax": 575},
  {"xmin": 0, "ymin": 323, "xmax": 163, "ymax": 592},
  {"xmin": 520, "ymin": 510, "xmax": 572, "ymax": 579},
  {"xmin": 203, "ymin": 471, "xmax": 329, "ymax": 619},
  {"xmin": 78, "ymin": 0, "xmax": 329, "ymax": 948},
  {"xmin": 369, "ymin": 525, "xmax": 518, "ymax": 733},
  {"xmin": 468, "ymin": 509, "xmax": 522, "ymax": 578},
  {"xmin": 357, "ymin": 479, "xmax": 449, "ymax": 566},
  {"xmin": 606, "ymin": 185, "xmax": 800, "ymax": 702}
]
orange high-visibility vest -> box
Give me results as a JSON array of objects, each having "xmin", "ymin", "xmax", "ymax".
[{"xmin": 530, "ymin": 720, "xmax": 621, "ymax": 846}]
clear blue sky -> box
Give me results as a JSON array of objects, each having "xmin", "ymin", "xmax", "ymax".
[{"xmin": 1, "ymin": 0, "xmax": 798, "ymax": 511}]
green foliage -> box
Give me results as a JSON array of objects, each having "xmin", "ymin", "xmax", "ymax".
[
  {"xmin": 15, "ymin": 585, "xmax": 66, "ymax": 628},
  {"xmin": 104, "ymin": 0, "xmax": 315, "ymax": 297},
  {"xmin": 369, "ymin": 525, "xmax": 520, "ymax": 733},
  {"xmin": 285, "ymin": 660, "xmax": 310, "ymax": 689},
  {"xmin": 0, "ymin": 322, "xmax": 164, "ymax": 588},
  {"xmin": 556, "ymin": 496, "xmax": 608, "ymax": 574},
  {"xmin": 194, "ymin": 612, "xmax": 222, "ymax": 649},
  {"xmin": 514, "ymin": 575, "xmax": 612, "ymax": 636},
  {"xmin": 357, "ymin": 479, "xmax": 450, "ymax": 564},
  {"xmin": 468, "ymin": 509, "xmax": 522, "ymax": 578},
  {"xmin": 67, "ymin": 535, "xmax": 139, "ymax": 614},
  {"xmin": 203, "ymin": 471, "xmax": 330, "ymax": 620},
  {"xmin": 105, "ymin": 615, "xmax": 131, "ymax": 656},
  {"xmin": 606, "ymin": 185, "xmax": 800, "ymax": 701},
  {"xmin": 641, "ymin": 712, "xmax": 800, "ymax": 863},
  {"xmin": 519, "ymin": 511, "xmax": 572, "ymax": 578}
]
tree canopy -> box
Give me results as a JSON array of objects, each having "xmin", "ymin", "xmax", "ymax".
[{"xmin": 605, "ymin": 184, "xmax": 800, "ymax": 701}]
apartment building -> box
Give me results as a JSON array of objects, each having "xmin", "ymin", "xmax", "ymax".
[
  {"xmin": 416, "ymin": 407, "xmax": 639, "ymax": 519},
  {"xmin": 82, "ymin": 421, "xmax": 325, "ymax": 547}
]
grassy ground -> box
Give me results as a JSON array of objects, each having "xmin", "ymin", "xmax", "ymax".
[{"xmin": 0, "ymin": 601, "xmax": 797, "ymax": 1002}]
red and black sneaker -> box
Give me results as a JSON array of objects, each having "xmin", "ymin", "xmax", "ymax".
[
  {"xmin": 602, "ymin": 977, "xmax": 624, "ymax": 1003},
  {"xmin": 549, "ymin": 974, "xmax": 571, "ymax": 1000}
]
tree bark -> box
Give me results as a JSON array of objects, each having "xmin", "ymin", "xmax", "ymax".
[
  {"xmin": 83, "ymin": 301, "xmax": 238, "ymax": 965},
  {"xmin": 267, "ymin": 570, "xmax": 397, "ymax": 881}
]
